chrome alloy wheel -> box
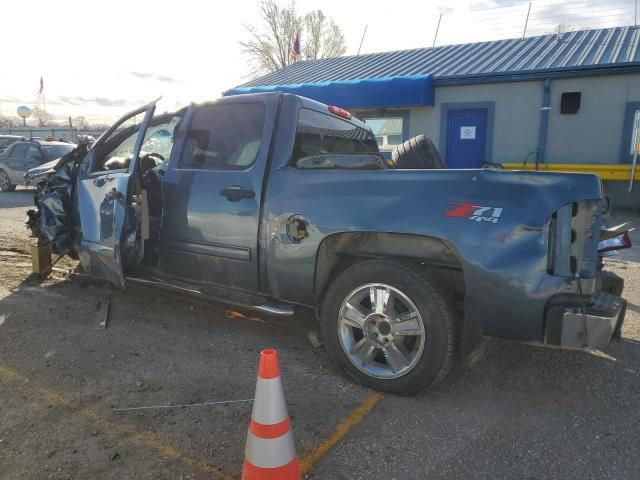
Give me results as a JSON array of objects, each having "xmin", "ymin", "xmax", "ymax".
[{"xmin": 337, "ymin": 283, "xmax": 426, "ymax": 379}]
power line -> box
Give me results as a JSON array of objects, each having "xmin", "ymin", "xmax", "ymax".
[
  {"xmin": 431, "ymin": 0, "xmax": 638, "ymax": 46},
  {"xmin": 467, "ymin": 0, "xmax": 634, "ymax": 14}
]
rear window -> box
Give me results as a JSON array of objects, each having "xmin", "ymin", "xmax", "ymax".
[
  {"xmin": 178, "ymin": 103, "xmax": 265, "ymax": 170},
  {"xmin": 292, "ymin": 108, "xmax": 378, "ymax": 165}
]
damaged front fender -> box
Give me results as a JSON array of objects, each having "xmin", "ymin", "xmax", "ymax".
[{"xmin": 26, "ymin": 144, "xmax": 90, "ymax": 255}]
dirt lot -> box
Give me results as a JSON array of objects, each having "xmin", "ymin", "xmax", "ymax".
[{"xmin": 1, "ymin": 187, "xmax": 640, "ymax": 479}]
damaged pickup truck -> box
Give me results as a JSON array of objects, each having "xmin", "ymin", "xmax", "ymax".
[{"xmin": 27, "ymin": 94, "xmax": 630, "ymax": 395}]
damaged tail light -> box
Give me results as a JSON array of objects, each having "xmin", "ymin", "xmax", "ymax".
[{"xmin": 598, "ymin": 231, "xmax": 632, "ymax": 255}]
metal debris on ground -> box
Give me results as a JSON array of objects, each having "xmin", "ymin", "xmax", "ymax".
[
  {"xmin": 96, "ymin": 297, "xmax": 111, "ymax": 330},
  {"xmin": 225, "ymin": 310, "xmax": 265, "ymax": 323}
]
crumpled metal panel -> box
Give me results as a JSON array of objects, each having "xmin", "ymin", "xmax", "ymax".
[{"xmin": 29, "ymin": 147, "xmax": 86, "ymax": 255}]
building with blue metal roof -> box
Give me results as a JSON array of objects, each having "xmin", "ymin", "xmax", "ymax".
[{"xmin": 226, "ymin": 26, "xmax": 640, "ymax": 206}]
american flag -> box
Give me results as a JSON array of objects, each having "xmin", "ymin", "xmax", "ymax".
[{"xmin": 290, "ymin": 31, "xmax": 301, "ymax": 63}]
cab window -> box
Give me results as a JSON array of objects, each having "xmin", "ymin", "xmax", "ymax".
[
  {"xmin": 93, "ymin": 115, "xmax": 179, "ymax": 172},
  {"xmin": 178, "ymin": 103, "xmax": 265, "ymax": 170}
]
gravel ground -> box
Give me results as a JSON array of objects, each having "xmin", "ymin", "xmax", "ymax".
[{"xmin": 1, "ymin": 188, "xmax": 639, "ymax": 479}]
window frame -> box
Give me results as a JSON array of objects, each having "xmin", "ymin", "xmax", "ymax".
[
  {"xmin": 176, "ymin": 102, "xmax": 267, "ymax": 172},
  {"xmin": 620, "ymin": 101, "xmax": 640, "ymax": 163}
]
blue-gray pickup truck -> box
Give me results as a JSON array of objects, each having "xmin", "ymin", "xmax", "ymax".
[{"xmin": 26, "ymin": 94, "xmax": 630, "ymax": 395}]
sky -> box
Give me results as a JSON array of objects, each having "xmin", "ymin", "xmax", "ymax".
[{"xmin": 0, "ymin": 0, "xmax": 635, "ymax": 124}]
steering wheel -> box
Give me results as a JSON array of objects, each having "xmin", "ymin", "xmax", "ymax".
[
  {"xmin": 139, "ymin": 152, "xmax": 166, "ymax": 173},
  {"xmin": 144, "ymin": 152, "xmax": 165, "ymax": 163}
]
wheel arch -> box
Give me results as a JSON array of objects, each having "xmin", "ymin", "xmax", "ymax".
[
  {"xmin": 314, "ymin": 231, "xmax": 483, "ymax": 360},
  {"xmin": 314, "ymin": 232, "xmax": 465, "ymax": 304}
]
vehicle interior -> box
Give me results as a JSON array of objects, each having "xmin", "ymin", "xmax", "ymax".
[{"xmin": 89, "ymin": 112, "xmax": 182, "ymax": 265}]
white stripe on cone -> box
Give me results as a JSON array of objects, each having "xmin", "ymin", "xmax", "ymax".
[
  {"xmin": 251, "ymin": 376, "xmax": 289, "ymax": 425},
  {"xmin": 245, "ymin": 430, "xmax": 297, "ymax": 468}
]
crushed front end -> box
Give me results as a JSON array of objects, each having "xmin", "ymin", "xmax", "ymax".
[{"xmin": 25, "ymin": 143, "xmax": 90, "ymax": 256}]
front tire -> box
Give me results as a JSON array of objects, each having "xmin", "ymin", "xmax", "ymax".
[
  {"xmin": 320, "ymin": 259, "xmax": 457, "ymax": 395},
  {"xmin": 0, "ymin": 169, "xmax": 16, "ymax": 192}
]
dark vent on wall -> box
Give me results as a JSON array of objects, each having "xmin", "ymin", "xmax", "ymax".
[{"xmin": 561, "ymin": 92, "xmax": 581, "ymax": 114}]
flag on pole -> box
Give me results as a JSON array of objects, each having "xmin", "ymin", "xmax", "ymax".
[
  {"xmin": 290, "ymin": 31, "xmax": 301, "ymax": 63},
  {"xmin": 38, "ymin": 76, "xmax": 44, "ymax": 95}
]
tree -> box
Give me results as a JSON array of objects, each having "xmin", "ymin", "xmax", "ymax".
[
  {"xmin": 32, "ymin": 105, "xmax": 53, "ymax": 127},
  {"xmin": 241, "ymin": 0, "xmax": 346, "ymax": 75},
  {"xmin": 72, "ymin": 116, "xmax": 90, "ymax": 130},
  {"xmin": 0, "ymin": 115, "xmax": 21, "ymax": 128},
  {"xmin": 303, "ymin": 10, "xmax": 346, "ymax": 61}
]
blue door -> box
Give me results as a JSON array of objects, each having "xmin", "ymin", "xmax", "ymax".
[{"xmin": 446, "ymin": 109, "xmax": 488, "ymax": 168}]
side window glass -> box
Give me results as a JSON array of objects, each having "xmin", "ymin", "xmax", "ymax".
[
  {"xmin": 28, "ymin": 145, "xmax": 41, "ymax": 161},
  {"xmin": 178, "ymin": 103, "xmax": 265, "ymax": 170},
  {"xmin": 11, "ymin": 143, "xmax": 27, "ymax": 160},
  {"xmin": 93, "ymin": 118, "xmax": 141, "ymax": 171}
]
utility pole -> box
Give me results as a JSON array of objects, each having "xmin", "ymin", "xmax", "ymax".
[
  {"xmin": 433, "ymin": 13, "xmax": 442, "ymax": 48},
  {"xmin": 357, "ymin": 25, "xmax": 368, "ymax": 55},
  {"xmin": 522, "ymin": 2, "xmax": 532, "ymax": 40},
  {"xmin": 635, "ymin": 0, "xmax": 638, "ymax": 27}
]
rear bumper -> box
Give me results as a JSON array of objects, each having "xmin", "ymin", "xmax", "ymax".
[{"xmin": 544, "ymin": 290, "xmax": 626, "ymax": 349}]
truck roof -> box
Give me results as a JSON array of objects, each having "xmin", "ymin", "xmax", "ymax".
[{"xmin": 218, "ymin": 92, "xmax": 372, "ymax": 132}]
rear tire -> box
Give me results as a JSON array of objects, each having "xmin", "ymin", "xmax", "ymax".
[
  {"xmin": 320, "ymin": 259, "xmax": 456, "ymax": 395},
  {"xmin": 0, "ymin": 169, "xmax": 16, "ymax": 192},
  {"xmin": 390, "ymin": 135, "xmax": 445, "ymax": 169}
]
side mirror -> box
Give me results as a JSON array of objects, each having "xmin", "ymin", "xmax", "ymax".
[{"xmin": 30, "ymin": 155, "xmax": 42, "ymax": 163}]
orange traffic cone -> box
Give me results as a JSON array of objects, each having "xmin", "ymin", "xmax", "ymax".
[{"xmin": 242, "ymin": 349, "xmax": 300, "ymax": 480}]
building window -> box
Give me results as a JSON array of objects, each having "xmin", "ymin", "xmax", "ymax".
[
  {"xmin": 560, "ymin": 92, "xmax": 581, "ymax": 114},
  {"xmin": 363, "ymin": 117, "xmax": 405, "ymax": 152},
  {"xmin": 620, "ymin": 102, "xmax": 640, "ymax": 162},
  {"xmin": 630, "ymin": 110, "xmax": 640, "ymax": 155}
]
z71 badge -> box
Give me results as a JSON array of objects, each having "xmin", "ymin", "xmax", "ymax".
[{"xmin": 444, "ymin": 202, "xmax": 503, "ymax": 224}]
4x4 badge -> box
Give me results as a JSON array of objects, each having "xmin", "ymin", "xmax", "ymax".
[{"xmin": 444, "ymin": 202, "xmax": 503, "ymax": 224}]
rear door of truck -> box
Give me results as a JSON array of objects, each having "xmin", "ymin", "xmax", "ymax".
[{"xmin": 159, "ymin": 95, "xmax": 280, "ymax": 292}]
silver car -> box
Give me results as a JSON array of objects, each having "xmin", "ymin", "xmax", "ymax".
[{"xmin": 0, "ymin": 139, "xmax": 74, "ymax": 191}]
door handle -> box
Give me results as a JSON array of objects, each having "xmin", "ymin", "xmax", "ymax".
[{"xmin": 221, "ymin": 185, "xmax": 255, "ymax": 202}]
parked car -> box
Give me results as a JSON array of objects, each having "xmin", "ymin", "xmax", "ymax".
[
  {"xmin": 0, "ymin": 139, "xmax": 75, "ymax": 191},
  {"xmin": 0, "ymin": 135, "xmax": 25, "ymax": 154},
  {"xmin": 26, "ymin": 94, "xmax": 629, "ymax": 395}
]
